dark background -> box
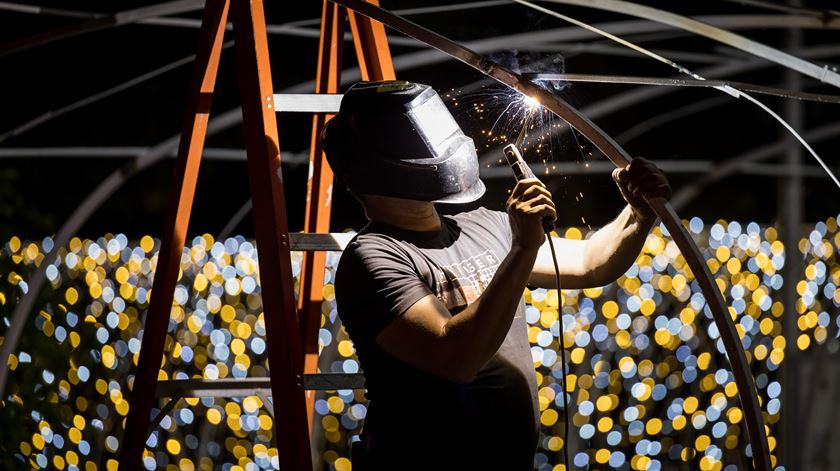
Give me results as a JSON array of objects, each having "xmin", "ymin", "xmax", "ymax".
[{"xmin": 1, "ymin": 0, "xmax": 838, "ymax": 240}]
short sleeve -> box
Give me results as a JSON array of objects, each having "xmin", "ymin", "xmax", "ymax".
[{"xmin": 334, "ymin": 236, "xmax": 434, "ymax": 339}]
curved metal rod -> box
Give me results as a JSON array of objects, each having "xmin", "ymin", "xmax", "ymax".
[
  {"xmin": 0, "ymin": 109, "xmax": 243, "ymax": 399},
  {"xmin": 329, "ymin": 0, "xmax": 771, "ymax": 469},
  {"xmin": 0, "ymin": 25, "xmax": 718, "ymax": 144},
  {"xmin": 0, "ymin": 0, "xmax": 204, "ymax": 57},
  {"xmin": 218, "ymin": 199, "xmax": 253, "ymax": 241},
  {"xmin": 525, "ymin": 73, "xmax": 840, "ymax": 104},
  {"xmin": 0, "ymin": 41, "xmax": 234, "ymax": 143},
  {"xmin": 0, "ymin": 0, "xmax": 512, "ymax": 56},
  {"xmin": 6, "ymin": 7, "xmax": 840, "ymax": 58},
  {"xmin": 672, "ymin": 121, "xmax": 840, "ymax": 210},
  {"xmin": 0, "ymin": 1, "xmax": 102, "ymax": 18},
  {"xmin": 6, "ymin": 15, "xmax": 838, "ymax": 144},
  {"xmin": 720, "ymin": 0, "xmax": 840, "ymax": 20},
  {"xmin": 534, "ymin": 0, "xmax": 840, "ymax": 87}
]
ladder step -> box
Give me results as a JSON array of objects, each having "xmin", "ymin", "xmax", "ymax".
[
  {"xmin": 273, "ymin": 93, "xmax": 342, "ymax": 113},
  {"xmin": 289, "ymin": 232, "xmax": 354, "ymax": 251},
  {"xmin": 156, "ymin": 373, "xmax": 366, "ymax": 397}
]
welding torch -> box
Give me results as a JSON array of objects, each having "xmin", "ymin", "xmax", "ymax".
[{"xmin": 503, "ymin": 143, "xmax": 556, "ymax": 233}]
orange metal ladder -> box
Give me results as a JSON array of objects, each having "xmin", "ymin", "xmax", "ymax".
[{"xmin": 118, "ymin": 0, "xmax": 395, "ymax": 468}]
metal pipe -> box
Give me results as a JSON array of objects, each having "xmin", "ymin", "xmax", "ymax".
[
  {"xmin": 0, "ymin": 0, "xmax": 204, "ymax": 57},
  {"xmin": 523, "ymin": 73, "xmax": 840, "ymax": 104},
  {"xmin": 532, "ymin": 0, "xmax": 840, "ymax": 87},
  {"xmin": 781, "ymin": 24, "xmax": 804, "ymax": 467}
]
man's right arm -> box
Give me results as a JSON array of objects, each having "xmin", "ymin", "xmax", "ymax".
[{"xmin": 375, "ymin": 179, "xmax": 555, "ymax": 383}]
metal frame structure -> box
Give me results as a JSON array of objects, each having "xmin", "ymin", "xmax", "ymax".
[{"xmin": 118, "ymin": 0, "xmax": 395, "ymax": 468}]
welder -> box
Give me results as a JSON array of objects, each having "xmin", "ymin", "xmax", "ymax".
[{"xmin": 322, "ymin": 80, "xmax": 670, "ymax": 470}]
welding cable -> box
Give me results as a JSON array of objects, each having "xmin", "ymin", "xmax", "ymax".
[
  {"xmin": 546, "ymin": 232, "xmax": 571, "ymax": 470},
  {"xmin": 513, "ymin": 0, "xmax": 840, "ymax": 190}
]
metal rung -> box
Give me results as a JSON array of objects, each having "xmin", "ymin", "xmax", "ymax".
[
  {"xmin": 273, "ymin": 93, "xmax": 342, "ymax": 113},
  {"xmin": 156, "ymin": 374, "xmax": 366, "ymax": 398},
  {"xmin": 289, "ymin": 232, "xmax": 354, "ymax": 251}
]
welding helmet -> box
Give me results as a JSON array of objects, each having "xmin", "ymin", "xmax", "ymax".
[{"xmin": 321, "ymin": 80, "xmax": 485, "ymax": 204}]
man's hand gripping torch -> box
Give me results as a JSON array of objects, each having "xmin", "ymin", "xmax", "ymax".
[{"xmin": 504, "ymin": 144, "xmax": 555, "ymax": 233}]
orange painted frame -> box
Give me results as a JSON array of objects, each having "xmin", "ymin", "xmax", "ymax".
[
  {"xmin": 119, "ymin": 0, "xmax": 231, "ymax": 467},
  {"xmin": 298, "ymin": 0, "xmax": 396, "ymax": 432},
  {"xmin": 120, "ymin": 0, "xmax": 398, "ymax": 468}
]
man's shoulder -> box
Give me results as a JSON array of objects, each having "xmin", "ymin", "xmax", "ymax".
[
  {"xmin": 455, "ymin": 206, "xmax": 504, "ymax": 219},
  {"xmin": 338, "ymin": 229, "xmax": 416, "ymax": 276},
  {"xmin": 451, "ymin": 206, "xmax": 509, "ymax": 232},
  {"xmin": 344, "ymin": 227, "xmax": 406, "ymax": 256}
]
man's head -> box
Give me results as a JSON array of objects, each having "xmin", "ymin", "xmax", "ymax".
[{"xmin": 321, "ymin": 80, "xmax": 485, "ymax": 204}]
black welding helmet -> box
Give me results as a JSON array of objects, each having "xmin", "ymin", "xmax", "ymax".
[{"xmin": 322, "ymin": 80, "xmax": 485, "ymax": 204}]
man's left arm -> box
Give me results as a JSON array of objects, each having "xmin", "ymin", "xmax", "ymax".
[{"xmin": 528, "ymin": 158, "xmax": 671, "ymax": 289}]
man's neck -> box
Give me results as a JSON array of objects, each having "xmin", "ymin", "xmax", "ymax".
[{"xmin": 361, "ymin": 194, "xmax": 442, "ymax": 232}]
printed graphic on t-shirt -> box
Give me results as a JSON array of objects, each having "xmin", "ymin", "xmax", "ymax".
[{"xmin": 435, "ymin": 249, "xmax": 502, "ymax": 309}]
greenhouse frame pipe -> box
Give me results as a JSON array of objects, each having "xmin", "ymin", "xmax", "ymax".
[
  {"xmin": 0, "ymin": 41, "xmax": 234, "ymax": 144},
  {"xmin": 522, "ymin": 73, "xmax": 840, "ymax": 103},
  {"xmin": 535, "ymin": 0, "xmax": 840, "ymax": 87},
  {"xmin": 0, "ymin": 0, "xmax": 204, "ymax": 57},
  {"xmin": 719, "ymin": 0, "xmax": 840, "ymax": 19},
  {"xmin": 5, "ymin": 9, "xmax": 840, "ymax": 59},
  {"xmin": 6, "ymin": 16, "xmax": 839, "ymax": 144},
  {"xmin": 0, "ymin": 108, "xmax": 244, "ymax": 400},
  {"xmin": 6, "ymin": 146, "xmax": 833, "ymax": 180}
]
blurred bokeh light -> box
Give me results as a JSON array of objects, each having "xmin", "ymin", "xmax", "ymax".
[{"xmin": 1, "ymin": 214, "xmax": 839, "ymax": 470}]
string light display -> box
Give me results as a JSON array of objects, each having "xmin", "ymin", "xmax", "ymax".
[{"xmin": 1, "ymin": 215, "xmax": 838, "ymax": 470}]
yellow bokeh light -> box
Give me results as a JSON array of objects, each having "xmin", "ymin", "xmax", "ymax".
[
  {"xmin": 166, "ymin": 439, "xmax": 181, "ymax": 455},
  {"xmin": 541, "ymin": 409, "xmax": 559, "ymax": 426}
]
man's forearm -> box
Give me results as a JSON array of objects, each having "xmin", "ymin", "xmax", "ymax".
[
  {"xmin": 440, "ymin": 245, "xmax": 539, "ymax": 382},
  {"xmin": 582, "ymin": 205, "xmax": 654, "ymax": 286}
]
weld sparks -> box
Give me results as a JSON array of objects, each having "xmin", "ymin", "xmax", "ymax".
[{"xmin": 444, "ymin": 85, "xmax": 593, "ymax": 175}]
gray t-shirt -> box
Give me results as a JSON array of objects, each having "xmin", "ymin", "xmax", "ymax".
[{"xmin": 335, "ymin": 207, "xmax": 539, "ymax": 470}]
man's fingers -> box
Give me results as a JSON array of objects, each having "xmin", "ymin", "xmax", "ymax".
[
  {"xmin": 510, "ymin": 178, "xmax": 544, "ymax": 200},
  {"xmin": 633, "ymin": 175, "xmax": 669, "ymax": 194},
  {"xmin": 627, "ymin": 157, "xmax": 657, "ymax": 175},
  {"xmin": 527, "ymin": 204, "xmax": 558, "ymax": 221},
  {"xmin": 509, "ymin": 179, "xmax": 552, "ymax": 211},
  {"xmin": 521, "ymin": 184, "xmax": 552, "ymax": 200},
  {"xmin": 522, "ymin": 192, "xmax": 555, "ymax": 209},
  {"xmin": 644, "ymin": 183, "xmax": 672, "ymax": 199}
]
